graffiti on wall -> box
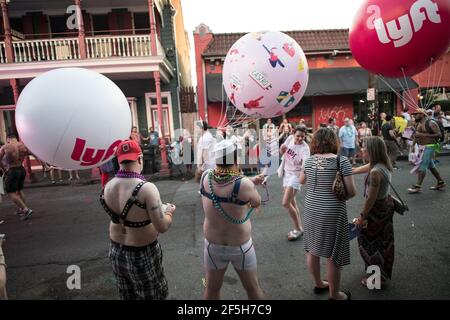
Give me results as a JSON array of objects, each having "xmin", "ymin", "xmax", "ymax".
[{"xmin": 317, "ymin": 106, "xmax": 349, "ymax": 124}]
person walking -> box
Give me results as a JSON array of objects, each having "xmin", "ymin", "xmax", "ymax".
[
  {"xmin": 299, "ymin": 128, "xmax": 356, "ymax": 300},
  {"xmin": 0, "ymin": 134, "xmax": 33, "ymax": 220},
  {"xmin": 280, "ymin": 126, "xmax": 310, "ymax": 241},
  {"xmin": 408, "ymin": 108, "xmax": 446, "ymax": 193}
]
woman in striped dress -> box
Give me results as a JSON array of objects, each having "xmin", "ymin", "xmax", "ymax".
[{"xmin": 299, "ymin": 128, "xmax": 356, "ymax": 300}]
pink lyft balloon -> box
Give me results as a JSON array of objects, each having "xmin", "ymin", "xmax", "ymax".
[
  {"xmin": 222, "ymin": 31, "xmax": 309, "ymax": 118},
  {"xmin": 15, "ymin": 68, "xmax": 131, "ymax": 170},
  {"xmin": 349, "ymin": 0, "xmax": 450, "ymax": 78}
]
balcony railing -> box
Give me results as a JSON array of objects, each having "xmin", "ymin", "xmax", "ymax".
[
  {"xmin": 0, "ymin": 42, "xmax": 5, "ymax": 63},
  {"xmin": 12, "ymin": 38, "xmax": 80, "ymax": 63},
  {"xmin": 0, "ymin": 34, "xmax": 158, "ymax": 64},
  {"xmin": 86, "ymin": 35, "xmax": 152, "ymax": 59}
]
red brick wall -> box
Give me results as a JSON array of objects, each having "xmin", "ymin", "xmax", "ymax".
[
  {"xmin": 207, "ymin": 102, "xmax": 226, "ymax": 128},
  {"xmin": 413, "ymin": 52, "xmax": 450, "ymax": 88},
  {"xmin": 194, "ymin": 30, "xmax": 214, "ymax": 121}
]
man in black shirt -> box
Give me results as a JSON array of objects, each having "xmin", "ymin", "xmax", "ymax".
[{"xmin": 381, "ymin": 115, "xmax": 400, "ymax": 168}]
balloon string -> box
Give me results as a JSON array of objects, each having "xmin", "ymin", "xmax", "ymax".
[
  {"xmin": 423, "ymin": 58, "xmax": 434, "ymax": 109},
  {"xmin": 424, "ymin": 58, "xmax": 438, "ymax": 109},
  {"xmin": 217, "ymin": 83, "xmax": 229, "ymax": 129},
  {"xmin": 378, "ymin": 75, "xmax": 418, "ymax": 111},
  {"xmin": 400, "ymin": 68, "xmax": 420, "ymax": 110},
  {"xmin": 395, "ymin": 74, "xmax": 417, "ymax": 110},
  {"xmin": 425, "ymin": 57, "xmax": 444, "ymax": 110}
]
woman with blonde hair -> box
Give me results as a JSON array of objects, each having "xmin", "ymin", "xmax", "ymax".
[{"xmin": 353, "ymin": 136, "xmax": 395, "ymax": 288}]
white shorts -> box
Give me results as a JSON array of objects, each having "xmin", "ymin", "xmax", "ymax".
[
  {"xmin": 204, "ymin": 238, "xmax": 257, "ymax": 270},
  {"xmin": 283, "ymin": 171, "xmax": 301, "ymax": 190}
]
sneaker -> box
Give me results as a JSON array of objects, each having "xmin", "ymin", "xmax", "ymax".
[
  {"xmin": 408, "ymin": 185, "xmax": 422, "ymax": 194},
  {"xmin": 430, "ymin": 181, "xmax": 446, "ymax": 191},
  {"xmin": 21, "ymin": 209, "xmax": 33, "ymax": 221}
]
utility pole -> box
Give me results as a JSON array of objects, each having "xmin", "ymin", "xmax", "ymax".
[{"xmin": 368, "ymin": 73, "xmax": 379, "ymax": 135}]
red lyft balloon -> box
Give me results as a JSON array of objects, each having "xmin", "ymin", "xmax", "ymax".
[{"xmin": 349, "ymin": 0, "xmax": 450, "ymax": 78}]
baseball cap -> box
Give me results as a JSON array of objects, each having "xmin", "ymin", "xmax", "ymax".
[
  {"xmin": 115, "ymin": 140, "xmax": 142, "ymax": 163},
  {"xmin": 213, "ymin": 139, "xmax": 236, "ymax": 160},
  {"xmin": 426, "ymin": 109, "xmax": 433, "ymax": 114}
]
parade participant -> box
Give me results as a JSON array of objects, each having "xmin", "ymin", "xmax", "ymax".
[
  {"xmin": 327, "ymin": 118, "xmax": 339, "ymax": 136},
  {"xmin": 0, "ymin": 134, "xmax": 33, "ymax": 220},
  {"xmin": 357, "ymin": 121, "xmax": 372, "ymax": 165},
  {"xmin": 200, "ymin": 139, "xmax": 266, "ymax": 299},
  {"xmin": 101, "ymin": 140, "xmax": 176, "ymax": 300},
  {"xmin": 196, "ymin": 121, "xmax": 216, "ymax": 182},
  {"xmin": 129, "ymin": 126, "xmax": 143, "ymax": 145},
  {"xmin": 339, "ymin": 118, "xmax": 358, "ymax": 165},
  {"xmin": 408, "ymin": 109, "xmax": 446, "ymax": 193},
  {"xmin": 0, "ymin": 236, "xmax": 7, "ymax": 299},
  {"xmin": 381, "ymin": 115, "xmax": 401, "ymax": 169},
  {"xmin": 300, "ymin": 128, "xmax": 356, "ymax": 300},
  {"xmin": 353, "ymin": 137, "xmax": 395, "ymax": 289},
  {"xmin": 279, "ymin": 126, "xmax": 310, "ymax": 241},
  {"xmin": 279, "ymin": 117, "xmax": 293, "ymax": 136}
]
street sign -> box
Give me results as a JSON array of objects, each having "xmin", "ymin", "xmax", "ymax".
[{"xmin": 367, "ymin": 88, "xmax": 376, "ymax": 101}]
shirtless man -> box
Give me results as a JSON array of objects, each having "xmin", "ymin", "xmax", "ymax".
[
  {"xmin": 101, "ymin": 140, "xmax": 175, "ymax": 300},
  {"xmin": 408, "ymin": 108, "xmax": 446, "ymax": 193},
  {"xmin": 200, "ymin": 139, "xmax": 266, "ymax": 299},
  {"xmin": 0, "ymin": 134, "xmax": 33, "ymax": 220}
]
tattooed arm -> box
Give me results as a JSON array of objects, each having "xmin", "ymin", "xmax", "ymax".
[{"xmin": 144, "ymin": 183, "xmax": 176, "ymax": 233}]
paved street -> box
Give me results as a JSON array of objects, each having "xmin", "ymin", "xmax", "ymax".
[{"xmin": 1, "ymin": 157, "xmax": 449, "ymax": 300}]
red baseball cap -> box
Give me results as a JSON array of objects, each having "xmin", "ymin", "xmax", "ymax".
[{"xmin": 115, "ymin": 140, "xmax": 142, "ymax": 163}]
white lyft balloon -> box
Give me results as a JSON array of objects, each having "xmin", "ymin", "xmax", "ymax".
[{"xmin": 15, "ymin": 68, "xmax": 131, "ymax": 170}]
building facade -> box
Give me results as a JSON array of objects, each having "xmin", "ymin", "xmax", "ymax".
[
  {"xmin": 0, "ymin": 0, "xmax": 193, "ymax": 147},
  {"xmin": 194, "ymin": 24, "xmax": 450, "ymax": 129}
]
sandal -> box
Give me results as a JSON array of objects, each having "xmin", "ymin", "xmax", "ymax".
[
  {"xmin": 361, "ymin": 277, "xmax": 386, "ymax": 289},
  {"xmin": 287, "ymin": 229, "xmax": 303, "ymax": 241}
]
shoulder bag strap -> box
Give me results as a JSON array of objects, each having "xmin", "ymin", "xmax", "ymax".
[{"xmin": 377, "ymin": 169, "xmax": 407, "ymax": 206}]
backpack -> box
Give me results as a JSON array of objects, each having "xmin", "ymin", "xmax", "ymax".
[{"xmin": 425, "ymin": 119, "xmax": 445, "ymax": 143}]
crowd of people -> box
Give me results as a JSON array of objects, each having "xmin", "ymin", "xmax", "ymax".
[{"xmin": 0, "ymin": 103, "xmax": 447, "ymax": 301}]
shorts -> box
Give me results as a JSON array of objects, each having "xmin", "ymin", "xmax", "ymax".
[
  {"xmin": 419, "ymin": 146, "xmax": 436, "ymax": 172},
  {"xmin": 109, "ymin": 239, "xmax": 168, "ymax": 300},
  {"xmin": 204, "ymin": 238, "xmax": 257, "ymax": 271},
  {"xmin": 4, "ymin": 166, "xmax": 26, "ymax": 193},
  {"xmin": 283, "ymin": 171, "xmax": 301, "ymax": 190},
  {"xmin": 341, "ymin": 147, "xmax": 356, "ymax": 158}
]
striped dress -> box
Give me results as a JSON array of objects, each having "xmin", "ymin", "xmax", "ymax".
[{"xmin": 303, "ymin": 155, "xmax": 353, "ymax": 268}]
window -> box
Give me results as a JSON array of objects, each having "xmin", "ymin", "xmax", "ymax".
[
  {"xmin": 92, "ymin": 14, "xmax": 109, "ymax": 35},
  {"xmin": 49, "ymin": 16, "xmax": 68, "ymax": 37},
  {"xmin": 134, "ymin": 12, "xmax": 149, "ymax": 34},
  {"xmin": 10, "ymin": 18, "xmax": 23, "ymax": 34}
]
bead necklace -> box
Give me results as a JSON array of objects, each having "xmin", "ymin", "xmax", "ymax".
[
  {"xmin": 207, "ymin": 170, "xmax": 253, "ymax": 224},
  {"xmin": 115, "ymin": 170, "xmax": 146, "ymax": 181}
]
